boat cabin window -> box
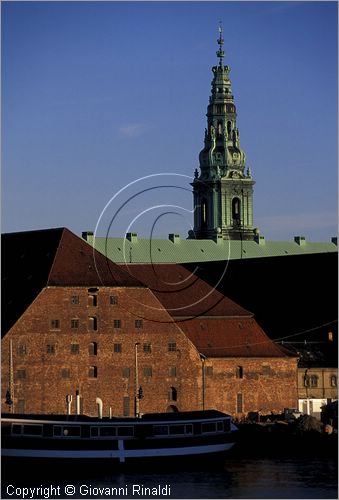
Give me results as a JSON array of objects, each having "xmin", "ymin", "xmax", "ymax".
[
  {"xmin": 153, "ymin": 424, "xmax": 193, "ymax": 436},
  {"xmin": 11, "ymin": 424, "xmax": 43, "ymax": 436},
  {"xmin": 100, "ymin": 427, "xmax": 116, "ymax": 437},
  {"xmin": 53, "ymin": 425, "xmax": 81, "ymax": 438},
  {"xmin": 201, "ymin": 422, "xmax": 217, "ymax": 433},
  {"xmin": 23, "ymin": 425, "xmax": 43, "ymax": 436},
  {"xmin": 12, "ymin": 424, "xmax": 22, "ymax": 435},
  {"xmin": 117, "ymin": 427, "xmax": 134, "ymax": 437},
  {"xmin": 153, "ymin": 425, "xmax": 169, "ymax": 436},
  {"xmin": 224, "ymin": 420, "xmax": 231, "ymax": 432},
  {"xmin": 169, "ymin": 424, "xmax": 193, "ymax": 435}
]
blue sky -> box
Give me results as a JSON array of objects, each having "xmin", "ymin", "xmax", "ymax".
[{"xmin": 2, "ymin": 1, "xmax": 338, "ymax": 242}]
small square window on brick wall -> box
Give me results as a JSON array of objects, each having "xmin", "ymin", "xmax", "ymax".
[
  {"xmin": 71, "ymin": 296, "xmax": 79, "ymax": 305},
  {"xmin": 71, "ymin": 344, "xmax": 80, "ymax": 354},
  {"xmin": 61, "ymin": 368, "xmax": 70, "ymax": 378},
  {"xmin": 168, "ymin": 342, "xmax": 176, "ymax": 352},
  {"xmin": 17, "ymin": 345, "xmax": 27, "ymax": 355},
  {"xmin": 144, "ymin": 367, "xmax": 153, "ymax": 377},
  {"xmin": 143, "ymin": 343, "xmax": 152, "ymax": 353},
  {"xmin": 89, "ymin": 366, "xmax": 98, "ymax": 378},
  {"xmin": 113, "ymin": 319, "xmax": 121, "ymax": 329},
  {"xmin": 114, "ymin": 343, "xmax": 122, "ymax": 353},
  {"xmin": 135, "ymin": 319, "xmax": 143, "ymax": 329},
  {"xmin": 46, "ymin": 344, "xmax": 56, "ymax": 354},
  {"xmin": 71, "ymin": 319, "xmax": 79, "ymax": 329},
  {"xmin": 50, "ymin": 319, "xmax": 60, "ymax": 330},
  {"xmin": 110, "ymin": 295, "xmax": 118, "ymax": 305},
  {"xmin": 169, "ymin": 367, "xmax": 177, "ymax": 377},
  {"xmin": 16, "ymin": 369, "xmax": 26, "ymax": 379}
]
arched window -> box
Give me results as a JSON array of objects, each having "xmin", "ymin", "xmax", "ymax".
[
  {"xmin": 88, "ymin": 317, "xmax": 97, "ymax": 331},
  {"xmin": 88, "ymin": 342, "xmax": 97, "ymax": 356},
  {"xmin": 232, "ymin": 198, "xmax": 241, "ymax": 221},
  {"xmin": 167, "ymin": 405, "xmax": 178, "ymax": 413},
  {"xmin": 227, "ymin": 121, "xmax": 232, "ymax": 136},
  {"xmin": 236, "ymin": 366, "xmax": 243, "ymax": 379},
  {"xmin": 169, "ymin": 387, "xmax": 177, "ymax": 401},
  {"xmin": 88, "ymin": 366, "xmax": 97, "ymax": 378},
  {"xmin": 88, "ymin": 294, "xmax": 97, "ymax": 307},
  {"xmin": 330, "ymin": 375, "xmax": 337, "ymax": 387},
  {"xmin": 310, "ymin": 375, "xmax": 318, "ymax": 387}
]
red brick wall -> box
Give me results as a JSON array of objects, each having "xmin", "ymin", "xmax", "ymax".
[
  {"xmin": 1, "ymin": 286, "xmax": 202, "ymax": 416},
  {"xmin": 1, "ymin": 286, "xmax": 298, "ymax": 417},
  {"xmin": 204, "ymin": 357, "xmax": 298, "ymax": 417}
]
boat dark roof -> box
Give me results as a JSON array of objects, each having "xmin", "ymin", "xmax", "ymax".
[{"xmin": 1, "ymin": 409, "xmax": 230, "ymax": 422}]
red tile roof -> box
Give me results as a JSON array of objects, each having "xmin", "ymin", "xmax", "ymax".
[
  {"xmin": 180, "ymin": 317, "xmax": 297, "ymax": 358},
  {"xmin": 118, "ymin": 263, "xmax": 252, "ymax": 319},
  {"xmin": 48, "ymin": 229, "xmax": 142, "ymax": 287}
]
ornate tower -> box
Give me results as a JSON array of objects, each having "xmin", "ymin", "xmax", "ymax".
[{"xmin": 191, "ymin": 25, "xmax": 256, "ymax": 241}]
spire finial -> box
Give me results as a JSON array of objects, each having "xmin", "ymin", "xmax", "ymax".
[{"xmin": 217, "ymin": 21, "xmax": 224, "ymax": 67}]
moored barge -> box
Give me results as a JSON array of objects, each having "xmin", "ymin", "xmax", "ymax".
[{"xmin": 2, "ymin": 410, "xmax": 237, "ymax": 464}]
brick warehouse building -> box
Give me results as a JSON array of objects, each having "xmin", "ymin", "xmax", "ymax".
[{"xmin": 2, "ymin": 227, "xmax": 298, "ymax": 417}]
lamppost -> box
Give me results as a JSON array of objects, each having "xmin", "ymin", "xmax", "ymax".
[
  {"xmin": 135, "ymin": 342, "xmax": 140, "ymax": 417},
  {"xmin": 200, "ymin": 353, "xmax": 206, "ymax": 411}
]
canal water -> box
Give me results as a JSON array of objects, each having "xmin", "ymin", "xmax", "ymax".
[{"xmin": 2, "ymin": 456, "xmax": 337, "ymax": 499}]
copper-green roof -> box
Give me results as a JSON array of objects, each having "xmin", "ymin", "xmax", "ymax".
[{"xmin": 83, "ymin": 232, "xmax": 337, "ymax": 264}]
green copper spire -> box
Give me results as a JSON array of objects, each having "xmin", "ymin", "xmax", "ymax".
[
  {"xmin": 191, "ymin": 25, "xmax": 256, "ymax": 241},
  {"xmin": 217, "ymin": 22, "xmax": 225, "ymax": 67}
]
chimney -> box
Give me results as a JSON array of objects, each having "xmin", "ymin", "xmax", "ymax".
[
  {"xmin": 169, "ymin": 233, "xmax": 180, "ymax": 243},
  {"xmin": 254, "ymin": 234, "xmax": 265, "ymax": 245},
  {"xmin": 82, "ymin": 231, "xmax": 94, "ymax": 245},
  {"xmin": 126, "ymin": 232, "xmax": 138, "ymax": 243},
  {"xmin": 294, "ymin": 236, "xmax": 306, "ymax": 246}
]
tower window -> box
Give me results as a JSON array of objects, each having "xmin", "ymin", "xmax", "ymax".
[
  {"xmin": 232, "ymin": 198, "xmax": 241, "ymax": 221},
  {"xmin": 227, "ymin": 121, "xmax": 232, "ymax": 135}
]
